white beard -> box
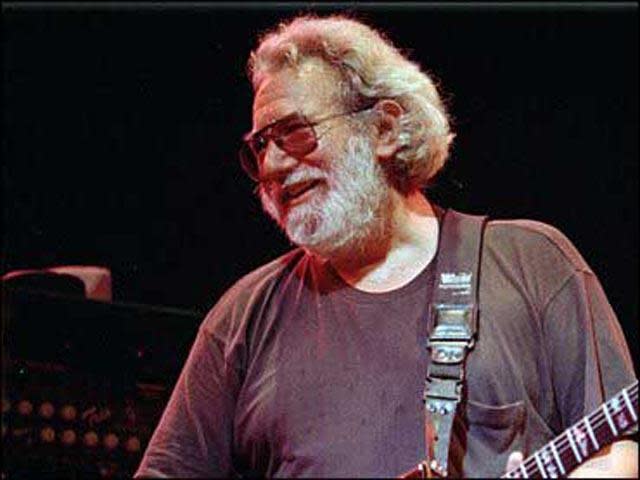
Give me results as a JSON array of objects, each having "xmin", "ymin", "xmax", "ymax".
[{"xmin": 260, "ymin": 135, "xmax": 393, "ymax": 259}]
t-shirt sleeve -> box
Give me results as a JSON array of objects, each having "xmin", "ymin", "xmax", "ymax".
[
  {"xmin": 542, "ymin": 267, "xmax": 637, "ymax": 433},
  {"xmin": 134, "ymin": 323, "xmax": 243, "ymax": 478},
  {"xmin": 133, "ymin": 252, "xmax": 296, "ymax": 478}
]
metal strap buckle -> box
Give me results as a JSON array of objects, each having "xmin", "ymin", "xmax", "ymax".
[
  {"xmin": 429, "ymin": 340, "xmax": 469, "ymax": 364},
  {"xmin": 429, "ymin": 304, "xmax": 475, "ymax": 342},
  {"xmin": 424, "ymin": 377, "xmax": 462, "ymax": 402}
]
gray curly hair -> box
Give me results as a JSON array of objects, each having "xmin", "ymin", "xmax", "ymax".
[{"xmin": 248, "ymin": 14, "xmax": 455, "ymax": 192}]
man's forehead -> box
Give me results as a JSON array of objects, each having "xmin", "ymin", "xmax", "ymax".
[
  {"xmin": 252, "ymin": 75, "xmax": 297, "ymax": 129},
  {"xmin": 252, "ymin": 60, "xmax": 346, "ymax": 131}
]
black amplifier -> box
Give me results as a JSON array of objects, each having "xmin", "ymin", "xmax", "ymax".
[{"xmin": 2, "ymin": 286, "xmax": 202, "ymax": 479}]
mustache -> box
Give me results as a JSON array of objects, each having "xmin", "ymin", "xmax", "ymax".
[{"xmin": 255, "ymin": 169, "xmax": 325, "ymax": 195}]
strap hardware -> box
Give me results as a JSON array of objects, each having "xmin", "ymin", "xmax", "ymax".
[
  {"xmin": 429, "ymin": 304, "xmax": 475, "ymax": 342},
  {"xmin": 429, "ymin": 341, "xmax": 469, "ymax": 364},
  {"xmin": 424, "ymin": 377, "xmax": 462, "ymax": 403},
  {"xmin": 421, "ymin": 209, "xmax": 487, "ymax": 477}
]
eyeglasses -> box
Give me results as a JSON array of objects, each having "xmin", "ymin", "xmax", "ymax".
[{"xmin": 239, "ymin": 105, "xmax": 375, "ymax": 181}]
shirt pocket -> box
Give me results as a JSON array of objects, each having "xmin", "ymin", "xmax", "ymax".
[{"xmin": 450, "ymin": 399, "xmax": 526, "ymax": 478}]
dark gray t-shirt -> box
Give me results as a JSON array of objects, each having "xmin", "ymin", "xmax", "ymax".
[{"xmin": 135, "ymin": 218, "xmax": 636, "ymax": 478}]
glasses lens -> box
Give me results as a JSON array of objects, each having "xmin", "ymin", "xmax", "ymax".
[
  {"xmin": 239, "ymin": 142, "xmax": 259, "ymax": 180},
  {"xmin": 238, "ymin": 118, "xmax": 319, "ymax": 181},
  {"xmin": 278, "ymin": 127, "xmax": 317, "ymax": 156}
]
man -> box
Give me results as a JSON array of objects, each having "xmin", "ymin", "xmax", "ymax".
[{"xmin": 136, "ymin": 15, "xmax": 637, "ymax": 478}]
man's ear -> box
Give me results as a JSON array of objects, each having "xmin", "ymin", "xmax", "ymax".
[{"xmin": 372, "ymin": 99, "xmax": 404, "ymax": 160}]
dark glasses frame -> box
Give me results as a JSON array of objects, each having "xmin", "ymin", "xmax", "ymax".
[{"xmin": 239, "ymin": 104, "xmax": 376, "ymax": 181}]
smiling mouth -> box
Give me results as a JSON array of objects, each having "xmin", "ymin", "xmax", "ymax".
[{"xmin": 280, "ymin": 179, "xmax": 324, "ymax": 206}]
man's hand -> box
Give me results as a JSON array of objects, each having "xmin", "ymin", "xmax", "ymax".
[
  {"xmin": 505, "ymin": 440, "xmax": 638, "ymax": 478},
  {"xmin": 505, "ymin": 451, "xmax": 524, "ymax": 474},
  {"xmin": 568, "ymin": 440, "xmax": 637, "ymax": 478}
]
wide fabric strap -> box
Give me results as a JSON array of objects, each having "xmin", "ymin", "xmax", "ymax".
[{"xmin": 423, "ymin": 208, "xmax": 487, "ymax": 477}]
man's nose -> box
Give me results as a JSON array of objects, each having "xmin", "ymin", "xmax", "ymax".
[{"xmin": 260, "ymin": 141, "xmax": 299, "ymax": 180}]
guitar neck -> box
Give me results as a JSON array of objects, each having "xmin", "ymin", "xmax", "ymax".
[{"xmin": 503, "ymin": 381, "xmax": 638, "ymax": 478}]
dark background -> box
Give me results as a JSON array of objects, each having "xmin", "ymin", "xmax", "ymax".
[{"xmin": 3, "ymin": 3, "xmax": 638, "ymax": 364}]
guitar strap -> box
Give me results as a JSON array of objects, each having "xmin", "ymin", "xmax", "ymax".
[{"xmin": 422, "ymin": 208, "xmax": 487, "ymax": 477}]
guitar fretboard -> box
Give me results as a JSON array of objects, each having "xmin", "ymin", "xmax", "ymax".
[{"xmin": 503, "ymin": 381, "xmax": 638, "ymax": 478}]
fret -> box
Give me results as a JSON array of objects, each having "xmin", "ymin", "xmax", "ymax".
[
  {"xmin": 609, "ymin": 396, "xmax": 632, "ymax": 431},
  {"xmin": 566, "ymin": 428, "xmax": 583, "ymax": 463},
  {"xmin": 499, "ymin": 381, "xmax": 638, "ymax": 479},
  {"xmin": 519, "ymin": 463, "xmax": 528, "ymax": 478},
  {"xmin": 572, "ymin": 423, "xmax": 591, "ymax": 458},
  {"xmin": 550, "ymin": 441, "xmax": 566, "ymax": 476},
  {"xmin": 540, "ymin": 447, "xmax": 560, "ymax": 478},
  {"xmin": 583, "ymin": 416, "xmax": 599, "ymax": 450},
  {"xmin": 622, "ymin": 388, "xmax": 637, "ymax": 422},
  {"xmin": 534, "ymin": 451, "xmax": 547, "ymax": 478},
  {"xmin": 609, "ymin": 396, "xmax": 622, "ymax": 413},
  {"xmin": 602, "ymin": 402, "xmax": 618, "ymax": 435}
]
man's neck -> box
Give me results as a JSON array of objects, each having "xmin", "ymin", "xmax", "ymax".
[{"xmin": 328, "ymin": 190, "xmax": 439, "ymax": 293}]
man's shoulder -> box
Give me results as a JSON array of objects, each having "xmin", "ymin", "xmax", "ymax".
[
  {"xmin": 482, "ymin": 217, "xmax": 592, "ymax": 274},
  {"xmin": 229, "ymin": 248, "xmax": 307, "ymax": 295},
  {"xmin": 200, "ymin": 248, "xmax": 307, "ymax": 335}
]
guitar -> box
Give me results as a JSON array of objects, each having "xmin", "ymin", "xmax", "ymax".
[{"xmin": 401, "ymin": 380, "xmax": 638, "ymax": 478}]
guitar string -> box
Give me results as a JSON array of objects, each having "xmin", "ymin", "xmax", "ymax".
[
  {"xmin": 517, "ymin": 405, "xmax": 636, "ymax": 477},
  {"xmin": 509, "ymin": 386, "xmax": 638, "ymax": 478},
  {"xmin": 515, "ymin": 397, "xmax": 638, "ymax": 477},
  {"xmin": 540, "ymin": 385, "xmax": 638, "ymax": 460}
]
